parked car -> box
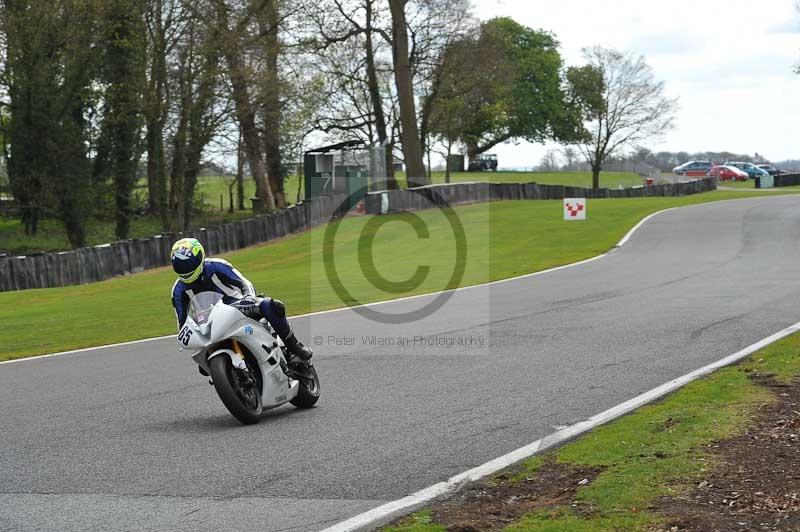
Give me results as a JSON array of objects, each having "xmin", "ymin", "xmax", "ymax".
[
  {"xmin": 707, "ymin": 165, "xmax": 749, "ymax": 181},
  {"xmin": 673, "ymin": 161, "xmax": 713, "ymax": 176},
  {"xmin": 468, "ymin": 154, "xmax": 498, "ymax": 172},
  {"xmin": 725, "ymin": 161, "xmax": 769, "ymax": 179},
  {"xmin": 756, "ymin": 164, "xmax": 784, "ymax": 176}
]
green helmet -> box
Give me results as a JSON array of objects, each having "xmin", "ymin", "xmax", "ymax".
[{"xmin": 171, "ymin": 238, "xmax": 205, "ymax": 283}]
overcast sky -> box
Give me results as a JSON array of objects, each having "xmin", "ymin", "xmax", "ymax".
[{"xmin": 471, "ymin": 0, "xmax": 800, "ymax": 168}]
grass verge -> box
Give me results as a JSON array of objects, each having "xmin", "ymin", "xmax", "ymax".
[
  {"xmin": 0, "ymin": 190, "xmax": 797, "ymax": 362},
  {"xmin": 384, "ymin": 331, "xmax": 800, "ymax": 531}
]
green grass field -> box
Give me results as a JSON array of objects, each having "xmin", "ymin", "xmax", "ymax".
[
  {"xmin": 0, "ymin": 189, "xmax": 795, "ymax": 362},
  {"xmin": 395, "ymin": 170, "xmax": 645, "ymax": 189},
  {"xmin": 194, "ymin": 171, "xmax": 640, "ymax": 208},
  {"xmin": 195, "ymin": 174, "xmax": 305, "ymax": 212},
  {"xmin": 0, "ymin": 172, "xmax": 661, "ymax": 255}
]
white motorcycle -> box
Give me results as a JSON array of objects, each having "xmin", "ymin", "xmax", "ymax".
[{"xmin": 177, "ymin": 292, "xmax": 320, "ymax": 424}]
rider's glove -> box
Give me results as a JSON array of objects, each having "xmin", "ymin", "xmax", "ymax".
[{"xmin": 232, "ymin": 296, "xmax": 261, "ymax": 319}]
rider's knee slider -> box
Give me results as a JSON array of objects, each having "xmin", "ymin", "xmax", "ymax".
[{"xmin": 270, "ymin": 299, "xmax": 286, "ymax": 318}]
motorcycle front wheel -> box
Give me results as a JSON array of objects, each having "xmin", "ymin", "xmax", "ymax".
[{"xmin": 209, "ymin": 355, "xmax": 263, "ymax": 424}]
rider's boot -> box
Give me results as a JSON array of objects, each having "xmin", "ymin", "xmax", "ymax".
[
  {"xmin": 282, "ymin": 329, "xmax": 313, "ymax": 362},
  {"xmin": 255, "ymin": 297, "xmax": 313, "ymax": 362}
]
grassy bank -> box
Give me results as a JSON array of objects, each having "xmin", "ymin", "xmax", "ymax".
[
  {"xmin": 385, "ymin": 331, "xmax": 800, "ymax": 532},
  {"xmin": 0, "ymin": 190, "xmax": 796, "ymax": 361},
  {"xmin": 0, "ymin": 172, "xmax": 630, "ymax": 255}
]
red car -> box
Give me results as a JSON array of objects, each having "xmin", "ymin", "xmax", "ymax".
[{"xmin": 707, "ymin": 165, "xmax": 749, "ymax": 181}]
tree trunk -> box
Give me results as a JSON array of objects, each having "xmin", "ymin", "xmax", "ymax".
[
  {"xmin": 592, "ymin": 165, "xmax": 601, "ymax": 190},
  {"xmin": 146, "ymin": 121, "xmax": 166, "ymax": 225},
  {"xmin": 169, "ymin": 52, "xmax": 190, "ymax": 231},
  {"xmin": 259, "ymin": 0, "xmax": 286, "ymax": 208},
  {"xmin": 365, "ymin": 0, "xmax": 398, "ymax": 190},
  {"xmin": 144, "ymin": 0, "xmax": 169, "ymax": 228},
  {"xmin": 445, "ymin": 139, "xmax": 453, "ymax": 183},
  {"xmin": 466, "ymin": 141, "xmax": 479, "ymax": 161},
  {"xmin": 213, "ymin": 0, "xmax": 275, "ymax": 211},
  {"xmin": 385, "ymin": 144, "xmax": 396, "ymax": 183},
  {"xmin": 236, "ymin": 129, "xmax": 245, "ymax": 210},
  {"xmin": 169, "ymin": 108, "xmax": 188, "ymax": 231},
  {"xmin": 388, "ymin": 0, "xmax": 428, "ymax": 187},
  {"xmin": 426, "ymin": 142, "xmax": 432, "ymax": 181}
]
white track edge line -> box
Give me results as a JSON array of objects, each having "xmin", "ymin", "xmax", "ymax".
[
  {"xmin": 1, "ymin": 205, "xmax": 679, "ymax": 365},
  {"xmin": 321, "ymin": 319, "xmax": 800, "ymax": 532}
]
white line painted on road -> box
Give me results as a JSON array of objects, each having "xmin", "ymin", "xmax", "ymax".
[
  {"xmin": 321, "ymin": 319, "xmax": 800, "ymax": 532},
  {"xmin": 0, "ymin": 335, "xmax": 178, "ymax": 365},
  {"xmin": 615, "ymin": 207, "xmax": 676, "ymax": 247}
]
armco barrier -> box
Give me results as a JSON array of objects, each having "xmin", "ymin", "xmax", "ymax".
[
  {"xmin": 0, "ymin": 193, "xmax": 348, "ymax": 292},
  {"xmin": 363, "ymin": 178, "xmax": 717, "ymax": 215},
  {"xmin": 775, "ymin": 173, "xmax": 800, "ymax": 187}
]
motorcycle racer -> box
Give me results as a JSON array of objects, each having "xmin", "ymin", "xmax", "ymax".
[{"xmin": 170, "ymin": 237, "xmax": 313, "ymax": 361}]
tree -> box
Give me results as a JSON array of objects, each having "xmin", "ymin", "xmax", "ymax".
[
  {"xmin": 143, "ymin": 0, "xmax": 181, "ymax": 228},
  {"xmin": 212, "ymin": 0, "xmax": 276, "ymax": 211},
  {"xmin": 388, "ymin": 0, "xmax": 427, "ymax": 186},
  {"xmin": 446, "ymin": 18, "xmax": 588, "ymax": 159},
  {"xmin": 578, "ymin": 46, "xmax": 678, "ymax": 189},
  {"xmin": 254, "ymin": 0, "xmax": 288, "ymax": 208},
  {"xmin": 100, "ymin": 0, "xmax": 146, "ymax": 240},
  {"xmin": 425, "ymin": 17, "xmax": 594, "ymax": 165},
  {"xmin": 409, "ymin": 0, "xmax": 474, "ymax": 178},
  {"xmin": 2, "ymin": 0, "xmax": 99, "ymax": 246},
  {"xmin": 310, "ymin": 0, "xmax": 401, "ymax": 188},
  {"xmin": 363, "ymin": 0, "xmax": 396, "ymax": 188},
  {"xmin": 538, "ymin": 149, "xmax": 560, "ymax": 172},
  {"xmin": 426, "ymin": 37, "xmax": 477, "ymax": 182},
  {"xmin": 561, "ymin": 146, "xmax": 579, "ymax": 170},
  {"xmin": 167, "ymin": 9, "xmax": 222, "ymax": 230}
]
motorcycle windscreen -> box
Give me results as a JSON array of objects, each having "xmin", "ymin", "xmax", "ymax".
[{"xmin": 188, "ymin": 292, "xmax": 223, "ymax": 325}]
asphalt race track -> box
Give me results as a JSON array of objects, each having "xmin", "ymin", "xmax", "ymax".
[{"xmin": 2, "ymin": 195, "xmax": 800, "ymax": 531}]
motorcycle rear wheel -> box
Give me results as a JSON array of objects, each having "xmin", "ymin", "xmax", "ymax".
[{"xmin": 209, "ymin": 355, "xmax": 263, "ymax": 424}]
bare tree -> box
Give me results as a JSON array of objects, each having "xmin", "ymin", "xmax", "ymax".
[
  {"xmin": 578, "ymin": 46, "xmax": 677, "ymax": 189},
  {"xmin": 538, "ymin": 149, "xmax": 560, "ymax": 172},
  {"xmin": 168, "ymin": 5, "xmax": 225, "ymax": 230},
  {"xmin": 305, "ymin": 0, "xmax": 401, "ymax": 188},
  {"xmin": 560, "ymin": 146, "xmax": 578, "ymax": 170},
  {"xmin": 212, "ymin": 0, "xmax": 276, "ymax": 211},
  {"xmin": 143, "ymin": 0, "xmax": 182, "ymax": 227}
]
